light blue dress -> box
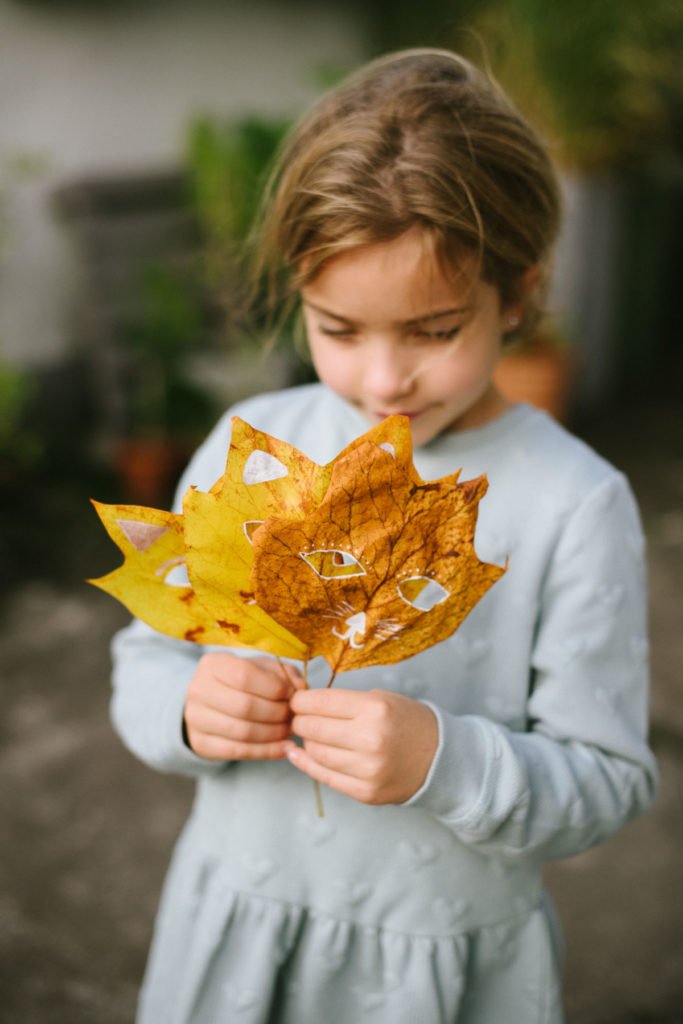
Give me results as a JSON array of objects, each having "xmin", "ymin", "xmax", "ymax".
[{"xmin": 111, "ymin": 385, "xmax": 657, "ymax": 1023}]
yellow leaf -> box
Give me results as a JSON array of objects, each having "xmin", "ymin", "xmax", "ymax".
[
  {"xmin": 88, "ymin": 501, "xmax": 231, "ymax": 645},
  {"xmin": 182, "ymin": 419, "xmax": 320, "ymax": 658},
  {"xmin": 250, "ymin": 432, "xmax": 506, "ymax": 673},
  {"xmin": 182, "ymin": 416, "xmax": 418, "ymax": 659}
]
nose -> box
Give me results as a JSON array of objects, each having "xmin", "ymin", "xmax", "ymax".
[{"xmin": 362, "ymin": 339, "xmax": 416, "ymax": 405}]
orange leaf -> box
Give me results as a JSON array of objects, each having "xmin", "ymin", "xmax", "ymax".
[{"xmin": 250, "ymin": 434, "xmax": 506, "ymax": 672}]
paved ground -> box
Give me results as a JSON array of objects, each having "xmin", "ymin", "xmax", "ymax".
[{"xmin": 1, "ymin": 397, "xmax": 681, "ymax": 1023}]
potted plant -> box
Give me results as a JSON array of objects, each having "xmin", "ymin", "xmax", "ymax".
[
  {"xmin": 116, "ymin": 262, "xmax": 217, "ymax": 505},
  {"xmin": 494, "ymin": 321, "xmax": 575, "ymax": 422},
  {"xmin": 0, "ymin": 360, "xmax": 41, "ymax": 483},
  {"xmin": 458, "ymin": 0, "xmax": 682, "ymax": 418}
]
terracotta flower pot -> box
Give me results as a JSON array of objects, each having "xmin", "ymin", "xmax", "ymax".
[
  {"xmin": 115, "ymin": 437, "xmax": 190, "ymax": 506},
  {"xmin": 494, "ymin": 340, "xmax": 575, "ymax": 422}
]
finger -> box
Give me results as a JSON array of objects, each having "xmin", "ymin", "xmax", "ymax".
[
  {"xmin": 186, "ymin": 706, "xmax": 292, "ymax": 744},
  {"xmin": 288, "ymin": 668, "xmax": 309, "ymax": 692},
  {"xmin": 291, "ymin": 713, "xmax": 357, "ymax": 750},
  {"xmin": 200, "ymin": 684, "xmax": 294, "ymax": 724},
  {"xmin": 192, "ymin": 734, "xmax": 292, "ymax": 762},
  {"xmin": 276, "ymin": 660, "xmax": 307, "ymax": 691},
  {"xmin": 300, "ymin": 738, "xmax": 366, "ymax": 776},
  {"xmin": 208, "ymin": 655, "xmax": 296, "ymax": 701},
  {"xmin": 284, "ymin": 742, "xmax": 376, "ymax": 804},
  {"xmin": 290, "ymin": 687, "xmax": 365, "ymax": 718}
]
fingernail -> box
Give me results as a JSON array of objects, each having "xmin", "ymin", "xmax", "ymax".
[{"xmin": 286, "ymin": 745, "xmax": 300, "ymax": 765}]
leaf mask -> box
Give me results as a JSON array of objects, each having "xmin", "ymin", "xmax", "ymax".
[
  {"xmin": 250, "ymin": 436, "xmax": 505, "ymax": 673},
  {"xmin": 90, "ymin": 415, "xmax": 505, "ymax": 670}
]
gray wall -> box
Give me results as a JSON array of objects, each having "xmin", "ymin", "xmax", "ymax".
[{"xmin": 0, "ymin": 0, "xmax": 369, "ymax": 367}]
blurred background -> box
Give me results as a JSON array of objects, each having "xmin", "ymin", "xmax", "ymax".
[{"xmin": 0, "ymin": 0, "xmax": 681, "ymax": 1020}]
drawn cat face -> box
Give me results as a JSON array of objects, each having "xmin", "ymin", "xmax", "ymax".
[{"xmin": 251, "ymin": 440, "xmax": 505, "ymax": 673}]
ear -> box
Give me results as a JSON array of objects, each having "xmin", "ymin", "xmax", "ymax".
[{"xmin": 502, "ymin": 265, "xmax": 541, "ymax": 331}]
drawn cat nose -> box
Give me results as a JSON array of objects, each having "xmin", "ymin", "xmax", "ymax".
[{"xmin": 332, "ymin": 611, "xmax": 367, "ymax": 648}]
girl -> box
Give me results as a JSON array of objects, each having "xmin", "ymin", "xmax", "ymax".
[{"xmin": 111, "ymin": 49, "xmax": 657, "ymax": 1023}]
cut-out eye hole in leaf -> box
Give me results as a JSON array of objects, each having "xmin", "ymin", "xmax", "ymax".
[
  {"xmin": 397, "ymin": 576, "xmax": 449, "ymax": 611},
  {"xmin": 301, "ymin": 549, "xmax": 367, "ymax": 579},
  {"xmin": 88, "ymin": 502, "xmax": 232, "ymax": 646},
  {"xmin": 250, "ymin": 437, "xmax": 506, "ymax": 674}
]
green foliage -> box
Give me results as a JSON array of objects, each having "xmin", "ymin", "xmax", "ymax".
[
  {"xmin": 124, "ymin": 264, "xmax": 204, "ymax": 360},
  {"xmin": 365, "ymin": 0, "xmax": 682, "ymax": 169},
  {"xmin": 186, "ymin": 114, "xmax": 291, "ymax": 293},
  {"xmin": 121, "ymin": 264, "xmax": 215, "ymax": 439},
  {"xmin": 459, "ymin": 0, "xmax": 683, "ymax": 170},
  {"xmin": 0, "ymin": 362, "xmax": 42, "ymax": 469},
  {"xmin": 0, "ymin": 363, "xmax": 29, "ymax": 447}
]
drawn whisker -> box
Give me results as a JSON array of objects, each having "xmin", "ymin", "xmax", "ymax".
[{"xmin": 376, "ymin": 618, "xmax": 403, "ymax": 636}]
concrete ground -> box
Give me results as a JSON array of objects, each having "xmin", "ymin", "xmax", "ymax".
[{"xmin": 1, "ymin": 397, "xmax": 681, "ymax": 1023}]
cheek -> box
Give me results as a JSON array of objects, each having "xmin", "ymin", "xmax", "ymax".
[
  {"xmin": 434, "ymin": 331, "xmax": 502, "ymax": 389},
  {"xmin": 308, "ymin": 339, "xmax": 356, "ymax": 390}
]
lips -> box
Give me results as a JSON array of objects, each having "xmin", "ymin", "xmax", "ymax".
[{"xmin": 375, "ymin": 410, "xmax": 425, "ymax": 422}]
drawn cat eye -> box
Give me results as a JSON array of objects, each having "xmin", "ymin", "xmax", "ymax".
[
  {"xmin": 300, "ymin": 549, "xmax": 366, "ymax": 579},
  {"xmin": 397, "ymin": 575, "xmax": 449, "ymax": 611},
  {"xmin": 243, "ymin": 520, "xmax": 264, "ymax": 544}
]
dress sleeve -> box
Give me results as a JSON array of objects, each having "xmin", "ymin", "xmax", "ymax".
[
  {"xmin": 109, "ymin": 411, "xmax": 235, "ymax": 777},
  {"xmin": 110, "ymin": 618, "xmax": 227, "ymax": 777},
  {"xmin": 405, "ymin": 472, "xmax": 658, "ymax": 861}
]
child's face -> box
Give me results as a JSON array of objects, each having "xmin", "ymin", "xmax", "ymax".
[{"xmin": 301, "ymin": 228, "xmax": 519, "ymax": 447}]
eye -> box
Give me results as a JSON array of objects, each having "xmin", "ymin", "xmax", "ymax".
[
  {"xmin": 242, "ymin": 520, "xmax": 264, "ymax": 544},
  {"xmin": 413, "ymin": 327, "xmax": 461, "ymax": 341},
  {"xmin": 300, "ymin": 549, "xmax": 366, "ymax": 579},
  {"xmin": 397, "ymin": 575, "xmax": 449, "ymax": 611},
  {"xmin": 319, "ymin": 326, "xmax": 355, "ymax": 339}
]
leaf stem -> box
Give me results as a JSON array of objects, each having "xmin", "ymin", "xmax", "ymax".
[
  {"xmin": 313, "ymin": 779, "xmax": 325, "ymax": 818},
  {"xmin": 299, "ymin": 659, "xmax": 325, "ymax": 817}
]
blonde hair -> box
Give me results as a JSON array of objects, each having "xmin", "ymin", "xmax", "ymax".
[{"xmin": 250, "ymin": 48, "xmax": 561, "ymax": 339}]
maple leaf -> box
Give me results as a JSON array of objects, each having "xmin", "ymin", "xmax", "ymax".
[
  {"xmin": 89, "ymin": 414, "xmax": 503, "ymax": 671},
  {"xmin": 181, "ymin": 418, "xmax": 323, "ymax": 659},
  {"xmin": 180, "ymin": 415, "xmax": 418, "ymax": 659},
  {"xmin": 250, "ymin": 434, "xmax": 506, "ymax": 674},
  {"xmin": 88, "ymin": 501, "xmax": 231, "ymax": 645}
]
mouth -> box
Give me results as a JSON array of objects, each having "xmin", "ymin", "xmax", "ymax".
[{"xmin": 374, "ymin": 409, "xmax": 427, "ymax": 422}]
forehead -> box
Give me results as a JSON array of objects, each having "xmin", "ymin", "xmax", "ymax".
[{"xmin": 302, "ymin": 230, "xmax": 479, "ymax": 321}]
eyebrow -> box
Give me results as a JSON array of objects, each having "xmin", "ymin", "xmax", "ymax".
[{"xmin": 302, "ymin": 300, "xmax": 470, "ymax": 326}]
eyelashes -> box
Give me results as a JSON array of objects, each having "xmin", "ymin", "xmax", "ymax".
[
  {"xmin": 414, "ymin": 327, "xmax": 461, "ymax": 341},
  {"xmin": 317, "ymin": 326, "xmax": 462, "ymax": 342}
]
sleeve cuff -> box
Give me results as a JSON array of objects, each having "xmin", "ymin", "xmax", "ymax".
[
  {"xmin": 157, "ymin": 675, "xmax": 227, "ymax": 773},
  {"xmin": 402, "ymin": 703, "xmax": 507, "ymax": 830}
]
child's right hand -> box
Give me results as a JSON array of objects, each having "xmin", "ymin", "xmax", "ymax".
[{"xmin": 183, "ymin": 652, "xmax": 303, "ymax": 761}]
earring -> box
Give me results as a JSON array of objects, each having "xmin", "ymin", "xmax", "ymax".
[{"xmin": 507, "ymin": 315, "xmax": 520, "ymax": 328}]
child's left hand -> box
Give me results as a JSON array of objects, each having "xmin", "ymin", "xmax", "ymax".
[{"xmin": 285, "ymin": 688, "xmax": 438, "ymax": 805}]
